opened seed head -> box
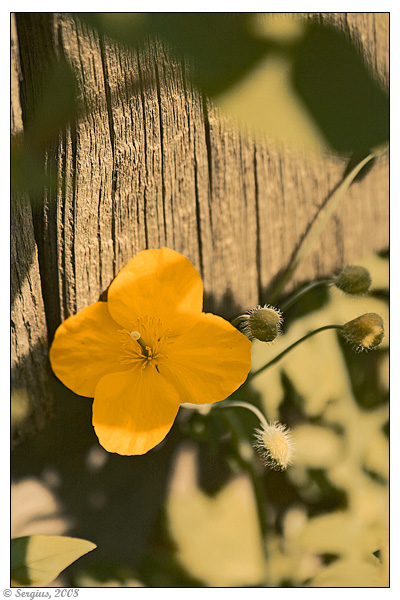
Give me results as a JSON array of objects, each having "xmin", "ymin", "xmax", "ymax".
[{"xmin": 253, "ymin": 421, "xmax": 294, "ymax": 470}]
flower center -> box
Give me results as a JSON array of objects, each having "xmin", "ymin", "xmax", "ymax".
[{"xmin": 118, "ymin": 316, "xmax": 171, "ymax": 371}]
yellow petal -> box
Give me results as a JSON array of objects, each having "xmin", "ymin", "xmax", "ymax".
[
  {"xmin": 49, "ymin": 302, "xmax": 131, "ymax": 398},
  {"xmin": 107, "ymin": 248, "xmax": 203, "ymax": 334},
  {"xmin": 162, "ymin": 313, "xmax": 252, "ymax": 404},
  {"xmin": 93, "ymin": 367, "xmax": 180, "ymax": 455}
]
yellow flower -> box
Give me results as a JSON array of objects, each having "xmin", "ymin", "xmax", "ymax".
[{"xmin": 50, "ymin": 248, "xmax": 252, "ymax": 456}]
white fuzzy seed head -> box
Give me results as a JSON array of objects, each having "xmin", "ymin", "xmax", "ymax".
[{"xmin": 253, "ymin": 421, "xmax": 294, "ymax": 470}]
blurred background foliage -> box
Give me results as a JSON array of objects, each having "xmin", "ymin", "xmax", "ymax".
[
  {"xmin": 11, "ymin": 252, "xmax": 389, "ymax": 587},
  {"xmin": 12, "ymin": 13, "xmax": 389, "ymax": 196}
]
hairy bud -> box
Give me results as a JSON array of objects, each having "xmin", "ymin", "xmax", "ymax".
[
  {"xmin": 342, "ymin": 313, "xmax": 384, "ymax": 351},
  {"xmin": 334, "ymin": 265, "xmax": 372, "ymax": 295},
  {"xmin": 240, "ymin": 305, "xmax": 283, "ymax": 342}
]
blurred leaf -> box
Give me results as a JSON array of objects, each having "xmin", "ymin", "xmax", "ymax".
[
  {"xmin": 11, "ymin": 57, "xmax": 77, "ymax": 198},
  {"xmin": 11, "ymin": 479, "xmax": 72, "ymax": 539},
  {"xmin": 252, "ymin": 13, "xmax": 306, "ymax": 44},
  {"xmin": 76, "ymin": 575, "xmax": 142, "ymax": 587},
  {"xmin": 137, "ymin": 552, "xmax": 204, "ymax": 588},
  {"xmin": 73, "ymin": 562, "xmax": 144, "ymax": 587},
  {"xmin": 292, "ymin": 22, "xmax": 389, "ymax": 153},
  {"xmin": 296, "ymin": 511, "xmax": 382, "ymax": 557},
  {"xmin": 11, "ymin": 535, "xmax": 96, "ymax": 587},
  {"xmin": 78, "ymin": 13, "xmax": 268, "ymax": 98},
  {"xmin": 167, "ymin": 444, "xmax": 265, "ymax": 587},
  {"xmin": 291, "ymin": 424, "xmax": 343, "ymax": 470},
  {"xmin": 363, "ymin": 429, "xmax": 389, "ymax": 483},
  {"xmin": 11, "ymin": 135, "xmax": 51, "ymax": 197},
  {"xmin": 307, "ymin": 556, "xmax": 387, "ymax": 587},
  {"xmin": 77, "ymin": 13, "xmax": 148, "ymax": 48},
  {"xmin": 217, "ymin": 51, "xmax": 329, "ymax": 153},
  {"xmin": 27, "ymin": 58, "xmax": 79, "ymax": 144},
  {"xmin": 11, "ymin": 388, "xmax": 31, "ymax": 431}
]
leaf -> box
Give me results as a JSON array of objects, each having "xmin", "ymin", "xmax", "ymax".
[
  {"xmin": 11, "ymin": 535, "xmax": 96, "ymax": 587},
  {"xmin": 307, "ymin": 557, "xmax": 387, "ymax": 587},
  {"xmin": 167, "ymin": 445, "xmax": 265, "ymax": 587},
  {"xmin": 217, "ymin": 51, "xmax": 329, "ymax": 154}
]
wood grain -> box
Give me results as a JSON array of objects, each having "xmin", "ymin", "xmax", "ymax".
[
  {"xmin": 12, "ymin": 13, "xmax": 389, "ymax": 438},
  {"xmin": 11, "ymin": 14, "xmax": 52, "ymax": 445}
]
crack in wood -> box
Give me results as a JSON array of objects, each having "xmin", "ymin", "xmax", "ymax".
[
  {"xmin": 136, "ymin": 52, "xmax": 149, "ymax": 248},
  {"xmin": 153, "ymin": 47, "xmax": 168, "ymax": 247},
  {"xmin": 253, "ymin": 144, "xmax": 263, "ymax": 304},
  {"xmin": 98, "ymin": 38, "xmax": 118, "ymax": 278},
  {"xmin": 201, "ymin": 96, "xmax": 214, "ymax": 244}
]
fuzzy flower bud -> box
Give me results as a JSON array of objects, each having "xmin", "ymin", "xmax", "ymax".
[
  {"xmin": 239, "ymin": 305, "xmax": 283, "ymax": 342},
  {"xmin": 334, "ymin": 265, "xmax": 372, "ymax": 295},
  {"xmin": 253, "ymin": 421, "xmax": 294, "ymax": 471},
  {"xmin": 342, "ymin": 313, "xmax": 384, "ymax": 351}
]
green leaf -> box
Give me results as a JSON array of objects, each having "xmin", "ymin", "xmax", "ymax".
[{"xmin": 11, "ymin": 535, "xmax": 96, "ymax": 587}]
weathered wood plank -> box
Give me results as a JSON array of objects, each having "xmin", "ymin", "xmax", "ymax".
[
  {"xmin": 12, "ymin": 12, "xmax": 389, "ymax": 424},
  {"xmin": 11, "ymin": 14, "xmax": 52, "ymax": 444},
  {"xmin": 201, "ymin": 102, "xmax": 260, "ymax": 314}
]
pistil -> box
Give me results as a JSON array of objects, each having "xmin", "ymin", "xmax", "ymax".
[{"xmin": 130, "ymin": 331, "xmax": 150, "ymax": 358}]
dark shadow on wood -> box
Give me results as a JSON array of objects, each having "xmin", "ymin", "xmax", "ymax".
[
  {"xmin": 11, "ymin": 340, "xmax": 53, "ymax": 447},
  {"xmin": 203, "ymin": 288, "xmax": 246, "ymax": 323},
  {"xmin": 11, "ymin": 196, "xmax": 39, "ymax": 306}
]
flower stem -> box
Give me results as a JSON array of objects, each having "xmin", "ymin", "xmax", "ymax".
[
  {"xmin": 249, "ymin": 324, "xmax": 343, "ymax": 380},
  {"xmin": 217, "ymin": 399, "xmax": 269, "ymax": 430},
  {"xmin": 279, "ymin": 279, "xmax": 332, "ymax": 312},
  {"xmin": 215, "ymin": 400, "xmax": 271, "ymax": 550},
  {"xmin": 231, "ymin": 315, "xmax": 245, "ymax": 328}
]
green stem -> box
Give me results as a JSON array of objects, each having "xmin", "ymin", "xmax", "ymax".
[
  {"xmin": 280, "ymin": 279, "xmax": 332, "ymax": 312},
  {"xmin": 218, "ymin": 399, "xmax": 269, "ymax": 429},
  {"xmin": 215, "ymin": 400, "xmax": 271, "ymax": 552},
  {"xmin": 268, "ymin": 152, "xmax": 376, "ymax": 305},
  {"xmin": 249, "ymin": 324, "xmax": 343, "ymax": 380}
]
